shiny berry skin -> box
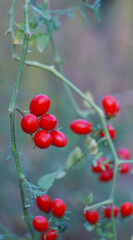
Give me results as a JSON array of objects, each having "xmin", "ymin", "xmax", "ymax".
[
  {"xmin": 36, "ymin": 194, "xmax": 51, "ymax": 213},
  {"xmin": 115, "ymin": 102, "xmax": 120, "ymax": 114},
  {"xmin": 21, "ymin": 114, "xmax": 39, "ymax": 134},
  {"xmin": 99, "ymin": 125, "xmax": 116, "ymax": 140},
  {"xmin": 50, "ymin": 130, "xmax": 67, "ymax": 147},
  {"xmin": 46, "ymin": 230, "xmax": 58, "ymax": 240},
  {"xmin": 92, "ymin": 157, "xmax": 109, "ymax": 173},
  {"xmin": 70, "ymin": 119, "xmax": 92, "ymax": 135},
  {"xmin": 99, "ymin": 169, "xmax": 113, "ymax": 182},
  {"xmin": 32, "ymin": 216, "xmax": 49, "ymax": 232},
  {"xmin": 117, "ymin": 148, "xmax": 131, "ymax": 160},
  {"xmin": 104, "ymin": 206, "xmax": 118, "ymax": 219},
  {"xmin": 84, "ymin": 210, "xmax": 99, "ymax": 224},
  {"xmin": 102, "ymin": 95, "xmax": 117, "ymax": 116},
  {"xmin": 120, "ymin": 163, "xmax": 130, "ymax": 174},
  {"xmin": 40, "ymin": 114, "xmax": 57, "ymax": 131},
  {"xmin": 29, "ymin": 94, "xmax": 50, "ymax": 117},
  {"xmin": 120, "ymin": 202, "xmax": 133, "ymax": 217},
  {"xmin": 51, "ymin": 199, "xmax": 66, "ymax": 218},
  {"xmin": 34, "ymin": 130, "xmax": 52, "ymax": 149}
]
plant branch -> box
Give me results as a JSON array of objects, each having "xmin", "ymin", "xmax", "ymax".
[
  {"xmin": 84, "ymin": 199, "xmax": 111, "ymax": 212},
  {"xmin": 8, "ymin": 0, "xmax": 34, "ymax": 238}
]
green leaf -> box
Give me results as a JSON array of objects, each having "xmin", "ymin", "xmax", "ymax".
[
  {"xmin": 38, "ymin": 172, "xmax": 57, "ymax": 190},
  {"xmin": 56, "ymin": 169, "xmax": 67, "ymax": 179},
  {"xmin": 96, "ymin": 227, "xmax": 102, "ymax": 235},
  {"xmin": 84, "ymin": 193, "xmax": 93, "ymax": 205},
  {"xmin": 36, "ymin": 33, "xmax": 49, "ymax": 52},
  {"xmin": 66, "ymin": 147, "xmax": 84, "ymax": 170},
  {"xmin": 105, "ymin": 222, "xmax": 112, "ymax": 229},
  {"xmin": 104, "ymin": 232, "xmax": 114, "ymax": 238},
  {"xmin": 13, "ymin": 29, "xmax": 24, "ymax": 45},
  {"xmin": 16, "ymin": 21, "xmax": 25, "ymax": 30},
  {"xmin": 85, "ymin": 136, "xmax": 98, "ymax": 155},
  {"xmin": 29, "ymin": 34, "xmax": 37, "ymax": 46}
]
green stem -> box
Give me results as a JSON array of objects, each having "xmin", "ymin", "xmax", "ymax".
[
  {"xmin": 84, "ymin": 199, "xmax": 111, "ymax": 212},
  {"xmin": 16, "ymin": 107, "xmax": 25, "ymax": 116},
  {"xmin": 8, "ymin": 0, "xmax": 34, "ymax": 239},
  {"xmin": 8, "ymin": 0, "xmax": 17, "ymax": 39}
]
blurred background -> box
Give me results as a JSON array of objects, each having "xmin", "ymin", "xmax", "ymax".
[{"xmin": 0, "ymin": 0, "xmax": 133, "ymax": 239}]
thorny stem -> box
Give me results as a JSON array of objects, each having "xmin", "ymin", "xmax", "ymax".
[{"xmin": 8, "ymin": 0, "xmax": 34, "ymax": 239}]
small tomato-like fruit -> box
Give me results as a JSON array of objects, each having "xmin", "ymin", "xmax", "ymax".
[
  {"xmin": 34, "ymin": 130, "xmax": 52, "ymax": 149},
  {"xmin": 92, "ymin": 157, "xmax": 109, "ymax": 173},
  {"xmin": 102, "ymin": 95, "xmax": 117, "ymax": 116},
  {"xmin": 50, "ymin": 130, "xmax": 67, "ymax": 147},
  {"xmin": 40, "ymin": 114, "xmax": 57, "ymax": 131},
  {"xmin": 117, "ymin": 148, "xmax": 131, "ymax": 160},
  {"xmin": 29, "ymin": 94, "xmax": 50, "ymax": 117},
  {"xmin": 51, "ymin": 199, "xmax": 66, "ymax": 218},
  {"xmin": 36, "ymin": 194, "xmax": 51, "ymax": 213},
  {"xmin": 120, "ymin": 202, "xmax": 133, "ymax": 217},
  {"xmin": 70, "ymin": 119, "xmax": 92, "ymax": 135},
  {"xmin": 120, "ymin": 163, "xmax": 130, "ymax": 174},
  {"xmin": 21, "ymin": 114, "xmax": 39, "ymax": 134},
  {"xmin": 84, "ymin": 210, "xmax": 99, "ymax": 224},
  {"xmin": 32, "ymin": 216, "xmax": 49, "ymax": 232},
  {"xmin": 99, "ymin": 169, "xmax": 113, "ymax": 182},
  {"xmin": 104, "ymin": 206, "xmax": 118, "ymax": 218},
  {"xmin": 46, "ymin": 230, "xmax": 58, "ymax": 240},
  {"xmin": 99, "ymin": 125, "xmax": 116, "ymax": 140}
]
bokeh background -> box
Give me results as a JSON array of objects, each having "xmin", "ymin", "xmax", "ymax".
[{"xmin": 1, "ymin": 0, "xmax": 133, "ymax": 239}]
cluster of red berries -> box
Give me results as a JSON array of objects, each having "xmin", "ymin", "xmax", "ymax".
[
  {"xmin": 84, "ymin": 201, "xmax": 133, "ymax": 225},
  {"xmin": 32, "ymin": 194, "xmax": 66, "ymax": 239},
  {"xmin": 91, "ymin": 147, "xmax": 131, "ymax": 182},
  {"xmin": 21, "ymin": 94, "xmax": 67, "ymax": 149}
]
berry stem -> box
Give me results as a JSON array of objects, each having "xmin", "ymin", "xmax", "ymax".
[
  {"xmin": 8, "ymin": 0, "xmax": 34, "ymax": 239},
  {"xmin": 84, "ymin": 199, "xmax": 111, "ymax": 212}
]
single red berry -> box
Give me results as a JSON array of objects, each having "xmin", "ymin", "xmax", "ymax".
[
  {"xmin": 120, "ymin": 202, "xmax": 133, "ymax": 217},
  {"xmin": 51, "ymin": 199, "xmax": 66, "ymax": 218},
  {"xmin": 99, "ymin": 125, "xmax": 116, "ymax": 140},
  {"xmin": 36, "ymin": 194, "xmax": 51, "ymax": 213},
  {"xmin": 46, "ymin": 230, "xmax": 58, "ymax": 240},
  {"xmin": 102, "ymin": 95, "xmax": 117, "ymax": 116},
  {"xmin": 104, "ymin": 206, "xmax": 118, "ymax": 219},
  {"xmin": 117, "ymin": 148, "xmax": 131, "ymax": 160},
  {"xmin": 40, "ymin": 114, "xmax": 57, "ymax": 131},
  {"xmin": 84, "ymin": 210, "xmax": 99, "ymax": 224},
  {"xmin": 50, "ymin": 130, "xmax": 67, "ymax": 147},
  {"xmin": 32, "ymin": 216, "xmax": 49, "ymax": 232},
  {"xmin": 21, "ymin": 114, "xmax": 39, "ymax": 134},
  {"xmin": 29, "ymin": 94, "xmax": 50, "ymax": 117},
  {"xmin": 99, "ymin": 169, "xmax": 113, "ymax": 182},
  {"xmin": 70, "ymin": 119, "xmax": 92, "ymax": 135},
  {"xmin": 120, "ymin": 163, "xmax": 130, "ymax": 174},
  {"xmin": 92, "ymin": 157, "xmax": 109, "ymax": 173},
  {"xmin": 34, "ymin": 130, "xmax": 52, "ymax": 149}
]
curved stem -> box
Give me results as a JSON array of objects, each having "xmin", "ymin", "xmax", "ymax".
[
  {"xmin": 8, "ymin": 0, "xmax": 34, "ymax": 239},
  {"xmin": 84, "ymin": 199, "xmax": 111, "ymax": 212}
]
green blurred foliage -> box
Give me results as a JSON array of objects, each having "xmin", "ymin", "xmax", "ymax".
[{"xmin": 0, "ymin": 0, "xmax": 133, "ymax": 239}]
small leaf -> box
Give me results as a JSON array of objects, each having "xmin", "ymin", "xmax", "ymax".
[
  {"xmin": 38, "ymin": 172, "xmax": 57, "ymax": 190},
  {"xmin": 66, "ymin": 147, "xmax": 84, "ymax": 170},
  {"xmin": 36, "ymin": 33, "xmax": 49, "ymax": 52},
  {"xmin": 29, "ymin": 34, "xmax": 36, "ymax": 46},
  {"xmin": 16, "ymin": 21, "xmax": 25, "ymax": 30},
  {"xmin": 56, "ymin": 169, "xmax": 67, "ymax": 179},
  {"xmin": 13, "ymin": 30, "xmax": 24, "ymax": 45},
  {"xmin": 84, "ymin": 193, "xmax": 93, "ymax": 205},
  {"xmin": 105, "ymin": 222, "xmax": 112, "ymax": 229},
  {"xmin": 96, "ymin": 227, "xmax": 102, "ymax": 235},
  {"xmin": 104, "ymin": 232, "xmax": 114, "ymax": 238},
  {"xmin": 84, "ymin": 222, "xmax": 95, "ymax": 232},
  {"xmin": 85, "ymin": 136, "xmax": 98, "ymax": 155}
]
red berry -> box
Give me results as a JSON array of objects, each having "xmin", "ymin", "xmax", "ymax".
[
  {"xmin": 41, "ymin": 233, "xmax": 45, "ymax": 240},
  {"xmin": 51, "ymin": 199, "xmax": 66, "ymax": 218},
  {"xmin": 32, "ymin": 216, "xmax": 49, "ymax": 232},
  {"xmin": 70, "ymin": 119, "xmax": 92, "ymax": 135},
  {"xmin": 92, "ymin": 157, "xmax": 109, "ymax": 173},
  {"xmin": 120, "ymin": 163, "xmax": 130, "ymax": 174},
  {"xmin": 99, "ymin": 169, "xmax": 113, "ymax": 182},
  {"xmin": 115, "ymin": 102, "xmax": 120, "ymax": 114},
  {"xmin": 120, "ymin": 202, "xmax": 133, "ymax": 217},
  {"xmin": 46, "ymin": 230, "xmax": 58, "ymax": 240},
  {"xmin": 84, "ymin": 210, "xmax": 99, "ymax": 224},
  {"xmin": 40, "ymin": 114, "xmax": 57, "ymax": 131},
  {"xmin": 50, "ymin": 130, "xmax": 67, "ymax": 147},
  {"xmin": 34, "ymin": 130, "xmax": 52, "ymax": 149},
  {"xmin": 104, "ymin": 206, "xmax": 118, "ymax": 218},
  {"xmin": 36, "ymin": 194, "xmax": 51, "ymax": 213},
  {"xmin": 102, "ymin": 95, "xmax": 117, "ymax": 116},
  {"xmin": 117, "ymin": 148, "xmax": 131, "ymax": 160},
  {"xmin": 99, "ymin": 125, "xmax": 116, "ymax": 140},
  {"xmin": 29, "ymin": 94, "xmax": 50, "ymax": 117},
  {"xmin": 21, "ymin": 114, "xmax": 39, "ymax": 134}
]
